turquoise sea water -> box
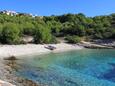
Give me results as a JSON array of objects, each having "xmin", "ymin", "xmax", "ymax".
[{"xmin": 16, "ymin": 49, "xmax": 115, "ymax": 86}]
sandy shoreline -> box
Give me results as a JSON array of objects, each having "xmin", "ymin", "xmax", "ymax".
[{"xmin": 0, "ymin": 43, "xmax": 83, "ymax": 59}]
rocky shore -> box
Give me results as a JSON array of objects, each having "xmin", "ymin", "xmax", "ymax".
[
  {"xmin": 79, "ymin": 40, "xmax": 115, "ymax": 49},
  {"xmin": 0, "ymin": 80, "xmax": 15, "ymax": 86},
  {"xmin": 0, "ymin": 59, "xmax": 44, "ymax": 86}
]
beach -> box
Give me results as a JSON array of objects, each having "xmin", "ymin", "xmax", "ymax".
[
  {"xmin": 0, "ymin": 43, "xmax": 83, "ymax": 58},
  {"xmin": 0, "ymin": 41, "xmax": 114, "ymax": 59}
]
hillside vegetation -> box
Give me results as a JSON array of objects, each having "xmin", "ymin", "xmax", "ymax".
[{"xmin": 0, "ymin": 12, "xmax": 115, "ymax": 44}]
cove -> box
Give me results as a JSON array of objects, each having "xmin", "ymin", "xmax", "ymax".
[{"xmin": 14, "ymin": 49, "xmax": 115, "ymax": 86}]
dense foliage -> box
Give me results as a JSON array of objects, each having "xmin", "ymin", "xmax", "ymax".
[
  {"xmin": 34, "ymin": 24, "xmax": 52, "ymax": 44},
  {"xmin": 0, "ymin": 23, "xmax": 20, "ymax": 44},
  {"xmin": 65, "ymin": 35, "xmax": 81, "ymax": 43},
  {"xmin": 0, "ymin": 12, "xmax": 115, "ymax": 44}
]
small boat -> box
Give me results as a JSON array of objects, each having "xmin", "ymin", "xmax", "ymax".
[{"xmin": 45, "ymin": 45, "xmax": 56, "ymax": 50}]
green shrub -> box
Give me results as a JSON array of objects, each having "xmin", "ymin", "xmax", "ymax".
[
  {"xmin": 34, "ymin": 24, "xmax": 53, "ymax": 44},
  {"xmin": 0, "ymin": 24, "xmax": 3, "ymax": 41},
  {"xmin": 66, "ymin": 35, "xmax": 81, "ymax": 43},
  {"xmin": 22, "ymin": 22, "xmax": 35, "ymax": 36},
  {"xmin": 1, "ymin": 23, "xmax": 20, "ymax": 44},
  {"xmin": 50, "ymin": 36, "xmax": 59, "ymax": 44}
]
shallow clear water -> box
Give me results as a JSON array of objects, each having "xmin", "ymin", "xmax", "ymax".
[{"xmin": 16, "ymin": 49, "xmax": 115, "ymax": 86}]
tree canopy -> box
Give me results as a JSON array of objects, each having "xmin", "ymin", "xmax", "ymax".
[{"xmin": 0, "ymin": 12, "xmax": 115, "ymax": 44}]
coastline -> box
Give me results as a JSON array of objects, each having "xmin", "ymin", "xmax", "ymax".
[
  {"xmin": 0, "ymin": 80, "xmax": 15, "ymax": 86},
  {"xmin": 0, "ymin": 41, "xmax": 114, "ymax": 59},
  {"xmin": 0, "ymin": 43, "xmax": 83, "ymax": 59},
  {"xmin": 0, "ymin": 60, "xmax": 15, "ymax": 86},
  {"xmin": 0, "ymin": 43, "xmax": 83, "ymax": 86},
  {"xmin": 0, "ymin": 42, "xmax": 114, "ymax": 86}
]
